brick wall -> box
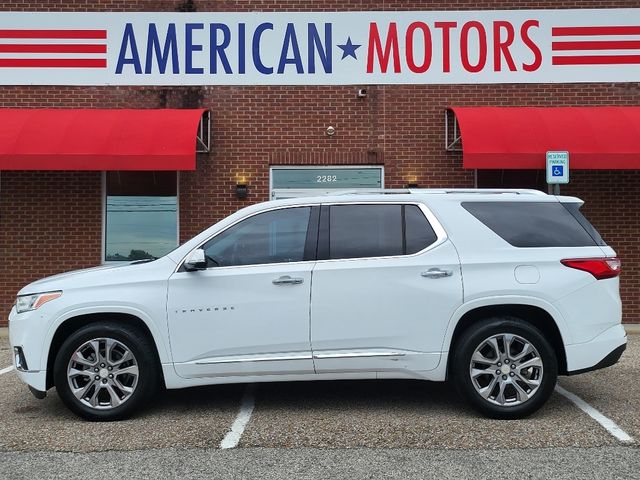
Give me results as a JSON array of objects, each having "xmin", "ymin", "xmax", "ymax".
[
  {"xmin": 1, "ymin": 0, "xmax": 639, "ymax": 326},
  {"xmin": 0, "ymin": 171, "xmax": 103, "ymax": 319}
]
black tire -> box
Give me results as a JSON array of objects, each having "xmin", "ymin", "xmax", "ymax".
[
  {"xmin": 53, "ymin": 322, "xmax": 159, "ymax": 421},
  {"xmin": 452, "ymin": 317, "xmax": 558, "ymax": 419}
]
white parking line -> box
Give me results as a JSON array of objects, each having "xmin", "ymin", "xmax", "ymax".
[
  {"xmin": 0, "ymin": 365, "xmax": 14, "ymax": 375},
  {"xmin": 555, "ymin": 385, "xmax": 634, "ymax": 443},
  {"xmin": 219, "ymin": 384, "xmax": 256, "ymax": 449}
]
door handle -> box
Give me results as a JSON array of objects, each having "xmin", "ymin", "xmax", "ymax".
[
  {"xmin": 421, "ymin": 268, "xmax": 453, "ymax": 279},
  {"xmin": 272, "ymin": 275, "xmax": 304, "ymax": 286}
]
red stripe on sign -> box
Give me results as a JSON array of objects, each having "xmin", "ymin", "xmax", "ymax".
[
  {"xmin": 552, "ymin": 26, "xmax": 640, "ymax": 36},
  {"xmin": 552, "ymin": 55, "xmax": 640, "ymax": 65},
  {"xmin": 0, "ymin": 44, "xmax": 106, "ymax": 53},
  {"xmin": 0, "ymin": 29, "xmax": 106, "ymax": 39},
  {"xmin": 0, "ymin": 58, "xmax": 107, "ymax": 68},
  {"xmin": 552, "ymin": 40, "xmax": 640, "ymax": 51}
]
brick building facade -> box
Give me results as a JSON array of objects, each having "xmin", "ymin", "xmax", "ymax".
[{"xmin": 1, "ymin": 0, "xmax": 639, "ymax": 326}]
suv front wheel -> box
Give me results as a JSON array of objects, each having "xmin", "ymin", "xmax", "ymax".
[
  {"xmin": 452, "ymin": 317, "xmax": 558, "ymax": 419},
  {"xmin": 53, "ymin": 322, "xmax": 158, "ymax": 421}
]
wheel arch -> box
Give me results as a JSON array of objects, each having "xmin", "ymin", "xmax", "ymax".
[
  {"xmin": 45, "ymin": 311, "xmax": 167, "ymax": 390},
  {"xmin": 445, "ymin": 302, "xmax": 568, "ymax": 376}
]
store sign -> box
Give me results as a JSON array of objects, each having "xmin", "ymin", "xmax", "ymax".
[
  {"xmin": 0, "ymin": 9, "xmax": 638, "ymax": 85},
  {"xmin": 271, "ymin": 168, "xmax": 383, "ymax": 189}
]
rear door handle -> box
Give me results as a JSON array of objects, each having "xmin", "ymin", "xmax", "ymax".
[
  {"xmin": 272, "ymin": 275, "xmax": 304, "ymax": 286},
  {"xmin": 421, "ymin": 268, "xmax": 453, "ymax": 279}
]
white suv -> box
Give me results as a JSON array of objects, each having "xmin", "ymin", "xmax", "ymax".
[{"xmin": 8, "ymin": 189, "xmax": 627, "ymax": 421}]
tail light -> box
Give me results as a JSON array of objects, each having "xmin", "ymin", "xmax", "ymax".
[{"xmin": 561, "ymin": 257, "xmax": 621, "ymax": 280}]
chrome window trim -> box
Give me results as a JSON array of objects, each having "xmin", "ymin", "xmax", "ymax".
[{"xmin": 174, "ymin": 200, "xmax": 448, "ymax": 273}]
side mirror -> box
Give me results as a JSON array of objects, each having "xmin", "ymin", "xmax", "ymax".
[{"xmin": 184, "ymin": 248, "xmax": 207, "ymax": 271}]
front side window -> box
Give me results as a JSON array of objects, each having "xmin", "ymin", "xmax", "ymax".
[
  {"xmin": 203, "ymin": 207, "xmax": 312, "ymax": 267},
  {"xmin": 105, "ymin": 172, "xmax": 177, "ymax": 261}
]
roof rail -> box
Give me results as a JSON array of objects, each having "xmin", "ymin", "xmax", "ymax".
[
  {"xmin": 332, "ymin": 189, "xmax": 412, "ymax": 195},
  {"xmin": 330, "ymin": 188, "xmax": 546, "ymax": 196},
  {"xmin": 419, "ymin": 188, "xmax": 547, "ymax": 195}
]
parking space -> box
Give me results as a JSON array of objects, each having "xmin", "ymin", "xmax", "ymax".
[
  {"xmin": 241, "ymin": 380, "xmax": 615, "ymax": 449},
  {"xmin": 0, "ymin": 339, "xmax": 243, "ymax": 452},
  {"xmin": 0, "ymin": 338, "xmax": 11, "ymax": 369},
  {"xmin": 559, "ymin": 335, "xmax": 640, "ymax": 441},
  {"xmin": 0, "ymin": 336, "xmax": 636, "ymax": 453}
]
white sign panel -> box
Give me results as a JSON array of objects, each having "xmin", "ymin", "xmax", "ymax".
[
  {"xmin": 0, "ymin": 9, "xmax": 638, "ymax": 85},
  {"xmin": 546, "ymin": 151, "xmax": 569, "ymax": 184}
]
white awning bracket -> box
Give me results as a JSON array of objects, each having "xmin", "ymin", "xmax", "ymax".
[
  {"xmin": 196, "ymin": 110, "xmax": 211, "ymax": 153},
  {"xmin": 445, "ymin": 109, "xmax": 462, "ymax": 152}
]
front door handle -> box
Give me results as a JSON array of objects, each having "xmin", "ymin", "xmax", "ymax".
[
  {"xmin": 421, "ymin": 268, "xmax": 453, "ymax": 279},
  {"xmin": 272, "ymin": 275, "xmax": 304, "ymax": 286}
]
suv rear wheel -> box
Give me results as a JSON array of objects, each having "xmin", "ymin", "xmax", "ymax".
[
  {"xmin": 452, "ymin": 317, "xmax": 558, "ymax": 419},
  {"xmin": 53, "ymin": 322, "xmax": 158, "ymax": 421}
]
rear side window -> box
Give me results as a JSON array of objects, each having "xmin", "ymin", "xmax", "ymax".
[
  {"xmin": 561, "ymin": 202, "xmax": 607, "ymax": 246},
  {"xmin": 329, "ymin": 205, "xmax": 403, "ymax": 259},
  {"xmin": 462, "ymin": 201, "xmax": 603, "ymax": 248},
  {"xmin": 405, "ymin": 205, "xmax": 438, "ymax": 254},
  {"xmin": 327, "ymin": 204, "xmax": 438, "ymax": 259}
]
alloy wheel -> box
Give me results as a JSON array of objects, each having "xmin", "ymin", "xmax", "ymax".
[
  {"xmin": 469, "ymin": 333, "xmax": 544, "ymax": 407},
  {"xmin": 66, "ymin": 337, "xmax": 139, "ymax": 410}
]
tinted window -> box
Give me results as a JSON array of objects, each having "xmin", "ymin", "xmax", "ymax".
[
  {"xmin": 329, "ymin": 205, "xmax": 403, "ymax": 259},
  {"xmin": 405, "ymin": 205, "xmax": 438, "ymax": 254},
  {"xmin": 203, "ymin": 207, "xmax": 311, "ymax": 267},
  {"xmin": 561, "ymin": 202, "xmax": 607, "ymax": 246},
  {"xmin": 462, "ymin": 201, "xmax": 598, "ymax": 248}
]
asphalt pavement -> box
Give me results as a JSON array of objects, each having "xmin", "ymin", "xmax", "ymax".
[
  {"xmin": 2, "ymin": 446, "xmax": 639, "ymax": 480},
  {"xmin": 0, "ymin": 336, "xmax": 637, "ymax": 479}
]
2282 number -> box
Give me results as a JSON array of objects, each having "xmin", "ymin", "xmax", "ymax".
[{"xmin": 316, "ymin": 175, "xmax": 338, "ymax": 183}]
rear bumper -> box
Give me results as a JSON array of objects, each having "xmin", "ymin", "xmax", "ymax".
[
  {"xmin": 564, "ymin": 324, "xmax": 627, "ymax": 374},
  {"xmin": 565, "ymin": 343, "xmax": 626, "ymax": 376}
]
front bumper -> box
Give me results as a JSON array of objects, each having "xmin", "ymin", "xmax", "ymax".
[
  {"xmin": 564, "ymin": 324, "xmax": 627, "ymax": 374},
  {"xmin": 8, "ymin": 306, "xmax": 48, "ymax": 391}
]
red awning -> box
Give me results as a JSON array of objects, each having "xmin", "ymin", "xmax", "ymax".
[
  {"xmin": 0, "ymin": 108, "xmax": 207, "ymax": 170},
  {"xmin": 449, "ymin": 107, "xmax": 640, "ymax": 170}
]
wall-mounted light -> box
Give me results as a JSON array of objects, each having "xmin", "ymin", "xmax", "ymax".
[
  {"xmin": 406, "ymin": 175, "xmax": 419, "ymax": 189},
  {"xmin": 236, "ymin": 183, "xmax": 248, "ymax": 199},
  {"xmin": 326, "ymin": 125, "xmax": 336, "ymax": 136}
]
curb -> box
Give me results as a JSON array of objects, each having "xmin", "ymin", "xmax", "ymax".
[
  {"xmin": 0, "ymin": 327, "xmax": 7, "ymax": 339},
  {"xmin": 624, "ymin": 324, "xmax": 640, "ymax": 335}
]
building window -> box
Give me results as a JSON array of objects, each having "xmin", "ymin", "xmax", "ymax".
[
  {"xmin": 105, "ymin": 172, "xmax": 178, "ymax": 262},
  {"xmin": 269, "ymin": 166, "xmax": 384, "ymax": 200}
]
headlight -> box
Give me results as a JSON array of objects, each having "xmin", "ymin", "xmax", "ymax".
[{"xmin": 15, "ymin": 291, "xmax": 62, "ymax": 314}]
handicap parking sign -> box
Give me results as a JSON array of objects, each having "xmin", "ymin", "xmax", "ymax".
[{"xmin": 546, "ymin": 151, "xmax": 569, "ymax": 184}]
